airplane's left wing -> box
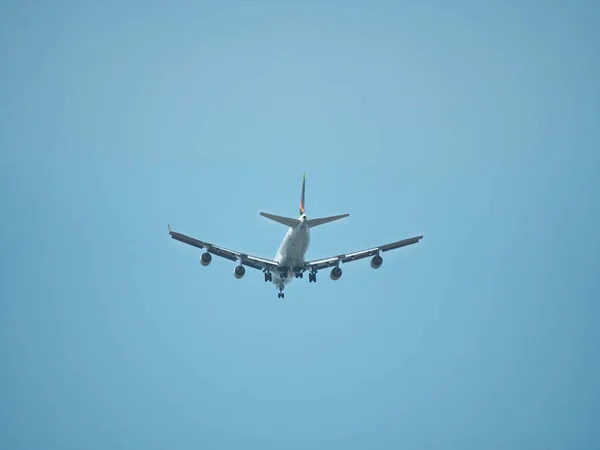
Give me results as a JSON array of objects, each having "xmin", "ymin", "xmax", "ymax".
[
  {"xmin": 305, "ymin": 235, "xmax": 423, "ymax": 271},
  {"xmin": 169, "ymin": 226, "xmax": 279, "ymax": 271}
]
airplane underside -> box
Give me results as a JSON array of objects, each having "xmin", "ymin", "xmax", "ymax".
[{"xmin": 268, "ymin": 223, "xmax": 311, "ymax": 298}]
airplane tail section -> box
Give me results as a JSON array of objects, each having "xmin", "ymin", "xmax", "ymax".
[
  {"xmin": 260, "ymin": 212, "xmax": 299, "ymax": 228},
  {"xmin": 306, "ymin": 214, "xmax": 349, "ymax": 228},
  {"xmin": 299, "ymin": 172, "xmax": 306, "ymax": 217},
  {"xmin": 260, "ymin": 173, "xmax": 349, "ymax": 228}
]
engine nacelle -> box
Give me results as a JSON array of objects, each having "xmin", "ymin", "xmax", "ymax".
[
  {"xmin": 330, "ymin": 267, "xmax": 342, "ymax": 280},
  {"xmin": 371, "ymin": 255, "xmax": 383, "ymax": 269},
  {"xmin": 234, "ymin": 265, "xmax": 246, "ymax": 279},
  {"xmin": 200, "ymin": 252, "xmax": 212, "ymax": 266}
]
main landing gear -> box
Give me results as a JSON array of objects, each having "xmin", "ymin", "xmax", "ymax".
[{"xmin": 269, "ymin": 267, "xmax": 317, "ymax": 297}]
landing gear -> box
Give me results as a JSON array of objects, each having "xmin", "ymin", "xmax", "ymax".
[
  {"xmin": 264, "ymin": 271, "xmax": 272, "ymax": 282},
  {"xmin": 277, "ymin": 284, "xmax": 285, "ymax": 299},
  {"xmin": 308, "ymin": 272, "xmax": 317, "ymax": 282},
  {"xmin": 294, "ymin": 270, "xmax": 303, "ymax": 279}
]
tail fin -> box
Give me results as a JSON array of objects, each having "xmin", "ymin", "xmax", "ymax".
[
  {"xmin": 299, "ymin": 172, "xmax": 306, "ymax": 217},
  {"xmin": 306, "ymin": 213, "xmax": 349, "ymax": 228},
  {"xmin": 260, "ymin": 173, "xmax": 349, "ymax": 228}
]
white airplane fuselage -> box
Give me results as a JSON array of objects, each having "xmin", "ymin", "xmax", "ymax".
[{"xmin": 272, "ymin": 215, "xmax": 310, "ymax": 286}]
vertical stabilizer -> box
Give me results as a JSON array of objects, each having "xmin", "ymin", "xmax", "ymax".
[{"xmin": 299, "ymin": 172, "xmax": 306, "ymax": 217}]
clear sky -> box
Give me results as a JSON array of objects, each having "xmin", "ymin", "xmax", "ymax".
[{"xmin": 1, "ymin": 1, "xmax": 599, "ymax": 448}]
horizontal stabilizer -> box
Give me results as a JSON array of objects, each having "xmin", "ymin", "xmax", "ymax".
[
  {"xmin": 260, "ymin": 212, "xmax": 299, "ymax": 228},
  {"xmin": 306, "ymin": 214, "xmax": 349, "ymax": 228}
]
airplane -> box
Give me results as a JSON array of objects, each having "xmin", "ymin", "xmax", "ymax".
[{"xmin": 169, "ymin": 173, "xmax": 423, "ymax": 298}]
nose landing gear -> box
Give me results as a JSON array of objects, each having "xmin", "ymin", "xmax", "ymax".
[{"xmin": 277, "ymin": 284, "xmax": 285, "ymax": 299}]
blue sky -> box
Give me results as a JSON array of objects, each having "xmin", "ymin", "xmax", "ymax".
[{"xmin": 1, "ymin": 1, "xmax": 599, "ymax": 448}]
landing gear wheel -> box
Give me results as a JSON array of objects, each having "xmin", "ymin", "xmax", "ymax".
[
  {"xmin": 264, "ymin": 272, "xmax": 272, "ymax": 282},
  {"xmin": 277, "ymin": 284, "xmax": 285, "ymax": 298},
  {"xmin": 309, "ymin": 273, "xmax": 317, "ymax": 282}
]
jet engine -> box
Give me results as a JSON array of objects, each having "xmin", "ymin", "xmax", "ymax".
[
  {"xmin": 330, "ymin": 267, "xmax": 342, "ymax": 280},
  {"xmin": 234, "ymin": 265, "xmax": 246, "ymax": 279},
  {"xmin": 370, "ymin": 255, "xmax": 383, "ymax": 269},
  {"xmin": 200, "ymin": 252, "xmax": 212, "ymax": 266}
]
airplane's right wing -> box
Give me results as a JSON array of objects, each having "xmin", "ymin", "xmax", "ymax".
[{"xmin": 305, "ymin": 235, "xmax": 423, "ymax": 271}]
